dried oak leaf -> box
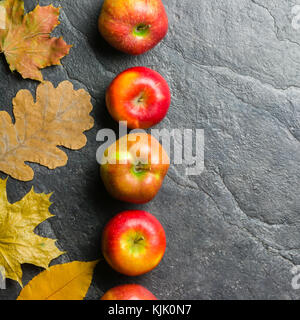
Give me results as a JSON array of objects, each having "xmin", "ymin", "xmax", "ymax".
[
  {"xmin": 17, "ymin": 260, "xmax": 99, "ymax": 300},
  {"xmin": 0, "ymin": 0, "xmax": 71, "ymax": 81},
  {"xmin": 0, "ymin": 81, "xmax": 94, "ymax": 181},
  {"xmin": 0, "ymin": 178, "xmax": 64, "ymax": 286}
]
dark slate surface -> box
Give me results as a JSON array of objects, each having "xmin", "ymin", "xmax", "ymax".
[{"xmin": 0, "ymin": 0, "xmax": 300, "ymax": 300}]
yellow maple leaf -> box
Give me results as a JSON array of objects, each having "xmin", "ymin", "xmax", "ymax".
[
  {"xmin": 17, "ymin": 260, "xmax": 99, "ymax": 300},
  {"xmin": 0, "ymin": 80, "xmax": 94, "ymax": 181},
  {"xmin": 0, "ymin": 178, "xmax": 64, "ymax": 286},
  {"xmin": 0, "ymin": 0, "xmax": 71, "ymax": 81}
]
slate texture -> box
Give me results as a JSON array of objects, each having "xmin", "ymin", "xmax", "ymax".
[{"xmin": 0, "ymin": 0, "xmax": 299, "ymax": 300}]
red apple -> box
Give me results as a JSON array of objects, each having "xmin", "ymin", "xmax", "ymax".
[
  {"xmin": 102, "ymin": 210, "xmax": 166, "ymax": 276},
  {"xmin": 106, "ymin": 67, "xmax": 171, "ymax": 129},
  {"xmin": 98, "ymin": 0, "xmax": 168, "ymax": 55},
  {"xmin": 100, "ymin": 132, "xmax": 169, "ymax": 204},
  {"xmin": 101, "ymin": 284, "xmax": 158, "ymax": 300}
]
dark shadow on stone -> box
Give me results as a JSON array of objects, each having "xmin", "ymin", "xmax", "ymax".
[
  {"xmin": 93, "ymin": 258, "xmax": 142, "ymax": 297},
  {"xmin": 84, "ymin": 161, "xmax": 134, "ymax": 225},
  {"xmin": 91, "ymin": 97, "xmax": 120, "ymax": 133}
]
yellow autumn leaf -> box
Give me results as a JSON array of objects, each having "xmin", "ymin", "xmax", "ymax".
[
  {"xmin": 0, "ymin": 178, "xmax": 64, "ymax": 286},
  {"xmin": 17, "ymin": 260, "xmax": 99, "ymax": 300},
  {"xmin": 0, "ymin": 80, "xmax": 94, "ymax": 181}
]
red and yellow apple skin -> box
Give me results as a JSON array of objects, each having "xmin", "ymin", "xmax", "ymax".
[
  {"xmin": 106, "ymin": 67, "xmax": 171, "ymax": 129},
  {"xmin": 98, "ymin": 0, "xmax": 168, "ymax": 55},
  {"xmin": 102, "ymin": 210, "xmax": 166, "ymax": 276},
  {"xmin": 100, "ymin": 133, "xmax": 170, "ymax": 204},
  {"xmin": 101, "ymin": 284, "xmax": 158, "ymax": 300}
]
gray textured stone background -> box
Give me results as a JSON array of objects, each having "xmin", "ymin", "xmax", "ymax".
[{"xmin": 0, "ymin": 0, "xmax": 299, "ymax": 300}]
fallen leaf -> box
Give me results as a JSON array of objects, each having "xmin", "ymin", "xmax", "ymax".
[
  {"xmin": 17, "ymin": 260, "xmax": 99, "ymax": 300},
  {"xmin": 0, "ymin": 178, "xmax": 64, "ymax": 286},
  {"xmin": 0, "ymin": 0, "xmax": 71, "ymax": 81},
  {"xmin": 0, "ymin": 80, "xmax": 94, "ymax": 181}
]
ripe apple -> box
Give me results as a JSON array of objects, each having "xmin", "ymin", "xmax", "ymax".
[
  {"xmin": 100, "ymin": 132, "xmax": 169, "ymax": 204},
  {"xmin": 106, "ymin": 67, "xmax": 171, "ymax": 129},
  {"xmin": 98, "ymin": 0, "xmax": 168, "ymax": 55},
  {"xmin": 102, "ymin": 210, "xmax": 166, "ymax": 276},
  {"xmin": 101, "ymin": 284, "xmax": 158, "ymax": 300}
]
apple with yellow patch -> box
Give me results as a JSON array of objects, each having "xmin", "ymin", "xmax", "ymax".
[
  {"xmin": 101, "ymin": 284, "xmax": 158, "ymax": 300},
  {"xmin": 98, "ymin": 0, "xmax": 168, "ymax": 55},
  {"xmin": 106, "ymin": 67, "xmax": 171, "ymax": 129},
  {"xmin": 102, "ymin": 210, "xmax": 166, "ymax": 276},
  {"xmin": 100, "ymin": 132, "xmax": 169, "ymax": 204}
]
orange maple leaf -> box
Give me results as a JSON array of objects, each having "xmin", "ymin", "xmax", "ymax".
[{"xmin": 0, "ymin": 0, "xmax": 71, "ymax": 81}]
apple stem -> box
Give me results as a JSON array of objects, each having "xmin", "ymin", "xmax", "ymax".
[
  {"xmin": 134, "ymin": 235, "xmax": 145, "ymax": 244},
  {"xmin": 136, "ymin": 24, "xmax": 149, "ymax": 32},
  {"xmin": 133, "ymin": 23, "xmax": 150, "ymax": 37},
  {"xmin": 135, "ymin": 162, "xmax": 150, "ymax": 173},
  {"xmin": 137, "ymin": 96, "xmax": 144, "ymax": 103}
]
